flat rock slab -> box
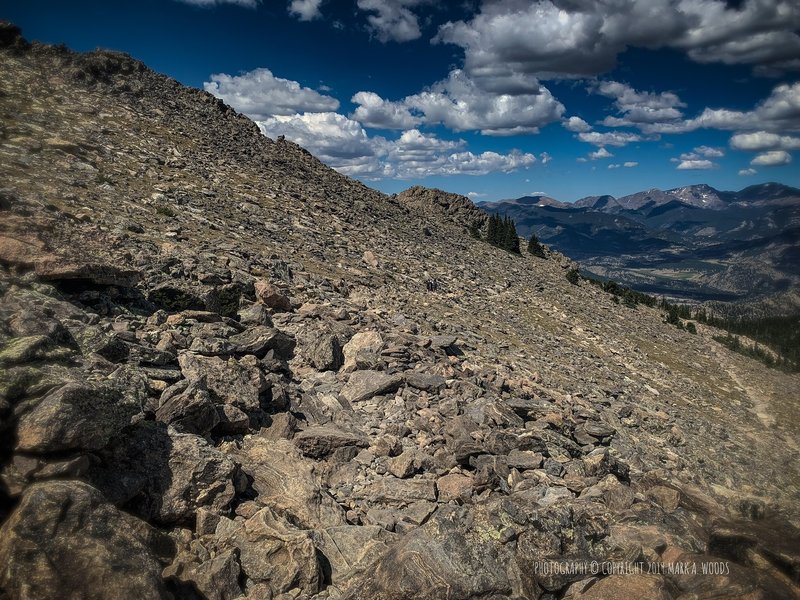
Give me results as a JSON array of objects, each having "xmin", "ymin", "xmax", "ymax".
[
  {"xmin": 294, "ymin": 425, "xmax": 368, "ymax": 459},
  {"xmin": 436, "ymin": 473, "xmax": 474, "ymax": 503},
  {"xmin": 404, "ymin": 371, "xmax": 446, "ymax": 392},
  {"xmin": 340, "ymin": 370, "xmax": 403, "ymax": 403},
  {"xmin": 34, "ymin": 260, "xmax": 140, "ymax": 288},
  {"xmin": 356, "ymin": 478, "xmax": 437, "ymax": 504},
  {"xmin": 233, "ymin": 436, "xmax": 346, "ymax": 530}
]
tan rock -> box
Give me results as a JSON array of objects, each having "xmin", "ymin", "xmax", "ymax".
[
  {"xmin": 436, "ymin": 473, "xmax": 474, "ymax": 503},
  {"xmin": 254, "ymin": 280, "xmax": 292, "ymax": 311}
]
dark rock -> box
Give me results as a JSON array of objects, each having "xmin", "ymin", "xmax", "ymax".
[
  {"xmin": 309, "ymin": 330, "xmax": 344, "ymax": 371},
  {"xmin": 91, "ymin": 423, "xmax": 237, "ymax": 524},
  {"xmin": 0, "ymin": 480, "xmax": 169, "ymax": 599},
  {"xmin": 34, "ymin": 260, "xmax": 140, "ymax": 288},
  {"xmin": 178, "ymin": 352, "xmax": 265, "ymax": 412},
  {"xmin": 16, "ymin": 382, "xmax": 138, "ymax": 453},
  {"xmin": 294, "ymin": 424, "xmax": 368, "ymax": 459},
  {"xmin": 155, "ymin": 379, "xmax": 219, "ymax": 435},
  {"xmin": 506, "ymin": 449, "xmax": 543, "ymax": 471},
  {"xmin": 404, "ymin": 371, "xmax": 446, "ymax": 392},
  {"xmin": 229, "ymin": 325, "xmax": 296, "ymax": 358},
  {"xmin": 340, "ymin": 370, "xmax": 403, "ymax": 403}
]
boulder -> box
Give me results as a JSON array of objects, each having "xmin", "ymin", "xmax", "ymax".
[
  {"xmin": 229, "ymin": 325, "xmax": 295, "ymax": 358},
  {"xmin": 91, "ymin": 424, "xmax": 237, "ymax": 524},
  {"xmin": 362, "ymin": 250, "xmax": 379, "ymax": 268},
  {"xmin": 309, "ymin": 330, "xmax": 344, "ymax": 371},
  {"xmin": 436, "ymin": 474, "xmax": 474, "ymax": 503},
  {"xmin": 0, "ymin": 335, "xmax": 73, "ymax": 367},
  {"xmin": 254, "ymin": 280, "xmax": 292, "ymax": 311},
  {"xmin": 293, "ymin": 424, "xmax": 368, "ymax": 459},
  {"xmin": 356, "ymin": 478, "xmax": 437, "ymax": 504},
  {"xmin": 339, "ymin": 507, "xmax": 538, "ymax": 599},
  {"xmin": 34, "ymin": 260, "xmax": 140, "ymax": 288},
  {"xmin": 340, "ymin": 370, "xmax": 403, "ymax": 404},
  {"xmin": 237, "ymin": 303, "xmax": 273, "ymax": 327},
  {"xmin": 231, "ymin": 507, "xmax": 321, "ymax": 597},
  {"xmin": 233, "ymin": 436, "xmax": 346, "ymax": 529},
  {"xmin": 314, "ymin": 525, "xmax": 397, "ymax": 591},
  {"xmin": 387, "ymin": 450, "xmax": 417, "ymax": 479},
  {"xmin": 178, "ymin": 352, "xmax": 265, "ymax": 412},
  {"xmin": 155, "ymin": 379, "xmax": 219, "ymax": 435},
  {"xmin": 341, "ymin": 331, "xmax": 383, "ymax": 371},
  {"xmin": 16, "ymin": 382, "xmax": 138, "ymax": 454},
  {"xmin": 188, "ymin": 550, "xmax": 242, "ymax": 600},
  {"xmin": 214, "ymin": 403, "xmax": 251, "ymax": 435},
  {"xmin": 506, "ymin": 450, "xmax": 543, "ymax": 471},
  {"xmin": 404, "ymin": 371, "xmax": 446, "ymax": 392},
  {"xmin": 0, "ymin": 481, "xmax": 168, "ymax": 599},
  {"xmin": 646, "ymin": 485, "xmax": 681, "ymax": 512}
]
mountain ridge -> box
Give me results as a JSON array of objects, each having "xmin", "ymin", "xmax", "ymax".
[
  {"xmin": 483, "ymin": 183, "xmax": 800, "ymax": 304},
  {"xmin": 483, "ymin": 182, "xmax": 800, "ymax": 212}
]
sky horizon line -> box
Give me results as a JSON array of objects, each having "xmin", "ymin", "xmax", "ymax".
[{"xmin": 4, "ymin": 0, "xmax": 798, "ymax": 201}]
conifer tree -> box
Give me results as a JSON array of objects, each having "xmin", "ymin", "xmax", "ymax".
[
  {"xmin": 486, "ymin": 214, "xmax": 500, "ymax": 245},
  {"xmin": 527, "ymin": 233, "xmax": 546, "ymax": 258},
  {"xmin": 502, "ymin": 216, "xmax": 520, "ymax": 253}
]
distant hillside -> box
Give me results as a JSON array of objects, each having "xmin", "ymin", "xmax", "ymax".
[{"xmin": 483, "ymin": 183, "xmax": 800, "ymax": 304}]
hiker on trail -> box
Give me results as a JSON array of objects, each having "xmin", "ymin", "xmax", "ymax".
[{"xmin": 426, "ymin": 279, "xmax": 439, "ymax": 292}]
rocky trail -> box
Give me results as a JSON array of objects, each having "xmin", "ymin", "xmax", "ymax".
[{"xmin": 0, "ymin": 23, "xmax": 798, "ymax": 600}]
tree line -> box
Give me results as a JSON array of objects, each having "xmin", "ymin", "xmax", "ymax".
[
  {"xmin": 564, "ymin": 267, "xmax": 798, "ymax": 372},
  {"xmin": 471, "ymin": 215, "xmax": 547, "ymax": 258}
]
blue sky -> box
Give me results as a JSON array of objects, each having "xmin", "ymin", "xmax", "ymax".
[{"xmin": 4, "ymin": 0, "xmax": 799, "ymax": 202}]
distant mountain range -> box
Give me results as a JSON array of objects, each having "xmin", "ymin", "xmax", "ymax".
[{"xmin": 482, "ymin": 183, "xmax": 800, "ymax": 303}]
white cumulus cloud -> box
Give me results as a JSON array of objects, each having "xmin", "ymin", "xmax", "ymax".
[
  {"xmin": 750, "ymin": 150, "xmax": 792, "ymax": 166},
  {"xmin": 351, "ymin": 91, "xmax": 422, "ymax": 129},
  {"xmin": 258, "ymin": 112, "xmax": 383, "ymax": 176},
  {"xmin": 404, "ymin": 69, "xmax": 564, "ymax": 135},
  {"xmin": 356, "ymin": 0, "xmax": 428, "ymax": 43},
  {"xmin": 434, "ymin": 0, "xmax": 800, "ymax": 81},
  {"xmin": 676, "ymin": 159, "xmax": 715, "ymax": 170},
  {"xmin": 257, "ymin": 115, "xmax": 537, "ymax": 179},
  {"xmin": 289, "ymin": 0, "xmax": 323, "ymax": 20},
  {"xmin": 730, "ymin": 131, "xmax": 800, "ymax": 151},
  {"xmin": 578, "ymin": 131, "xmax": 641, "ymax": 147},
  {"xmin": 563, "ymin": 116, "xmax": 592, "ymax": 133},
  {"xmin": 204, "ymin": 68, "xmax": 339, "ymax": 120},
  {"xmin": 350, "ymin": 70, "xmax": 564, "ymax": 136},
  {"xmin": 589, "ymin": 147, "xmax": 614, "ymax": 160}
]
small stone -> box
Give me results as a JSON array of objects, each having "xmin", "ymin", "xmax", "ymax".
[
  {"xmin": 254, "ymin": 280, "xmax": 292, "ymax": 312},
  {"xmin": 387, "ymin": 450, "xmax": 417, "ymax": 479}
]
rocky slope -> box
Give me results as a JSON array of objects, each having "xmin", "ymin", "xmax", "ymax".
[{"xmin": 0, "ymin": 23, "xmax": 799, "ymax": 600}]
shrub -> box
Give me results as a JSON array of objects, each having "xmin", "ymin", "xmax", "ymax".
[{"xmin": 566, "ymin": 268, "xmax": 580, "ymax": 285}]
